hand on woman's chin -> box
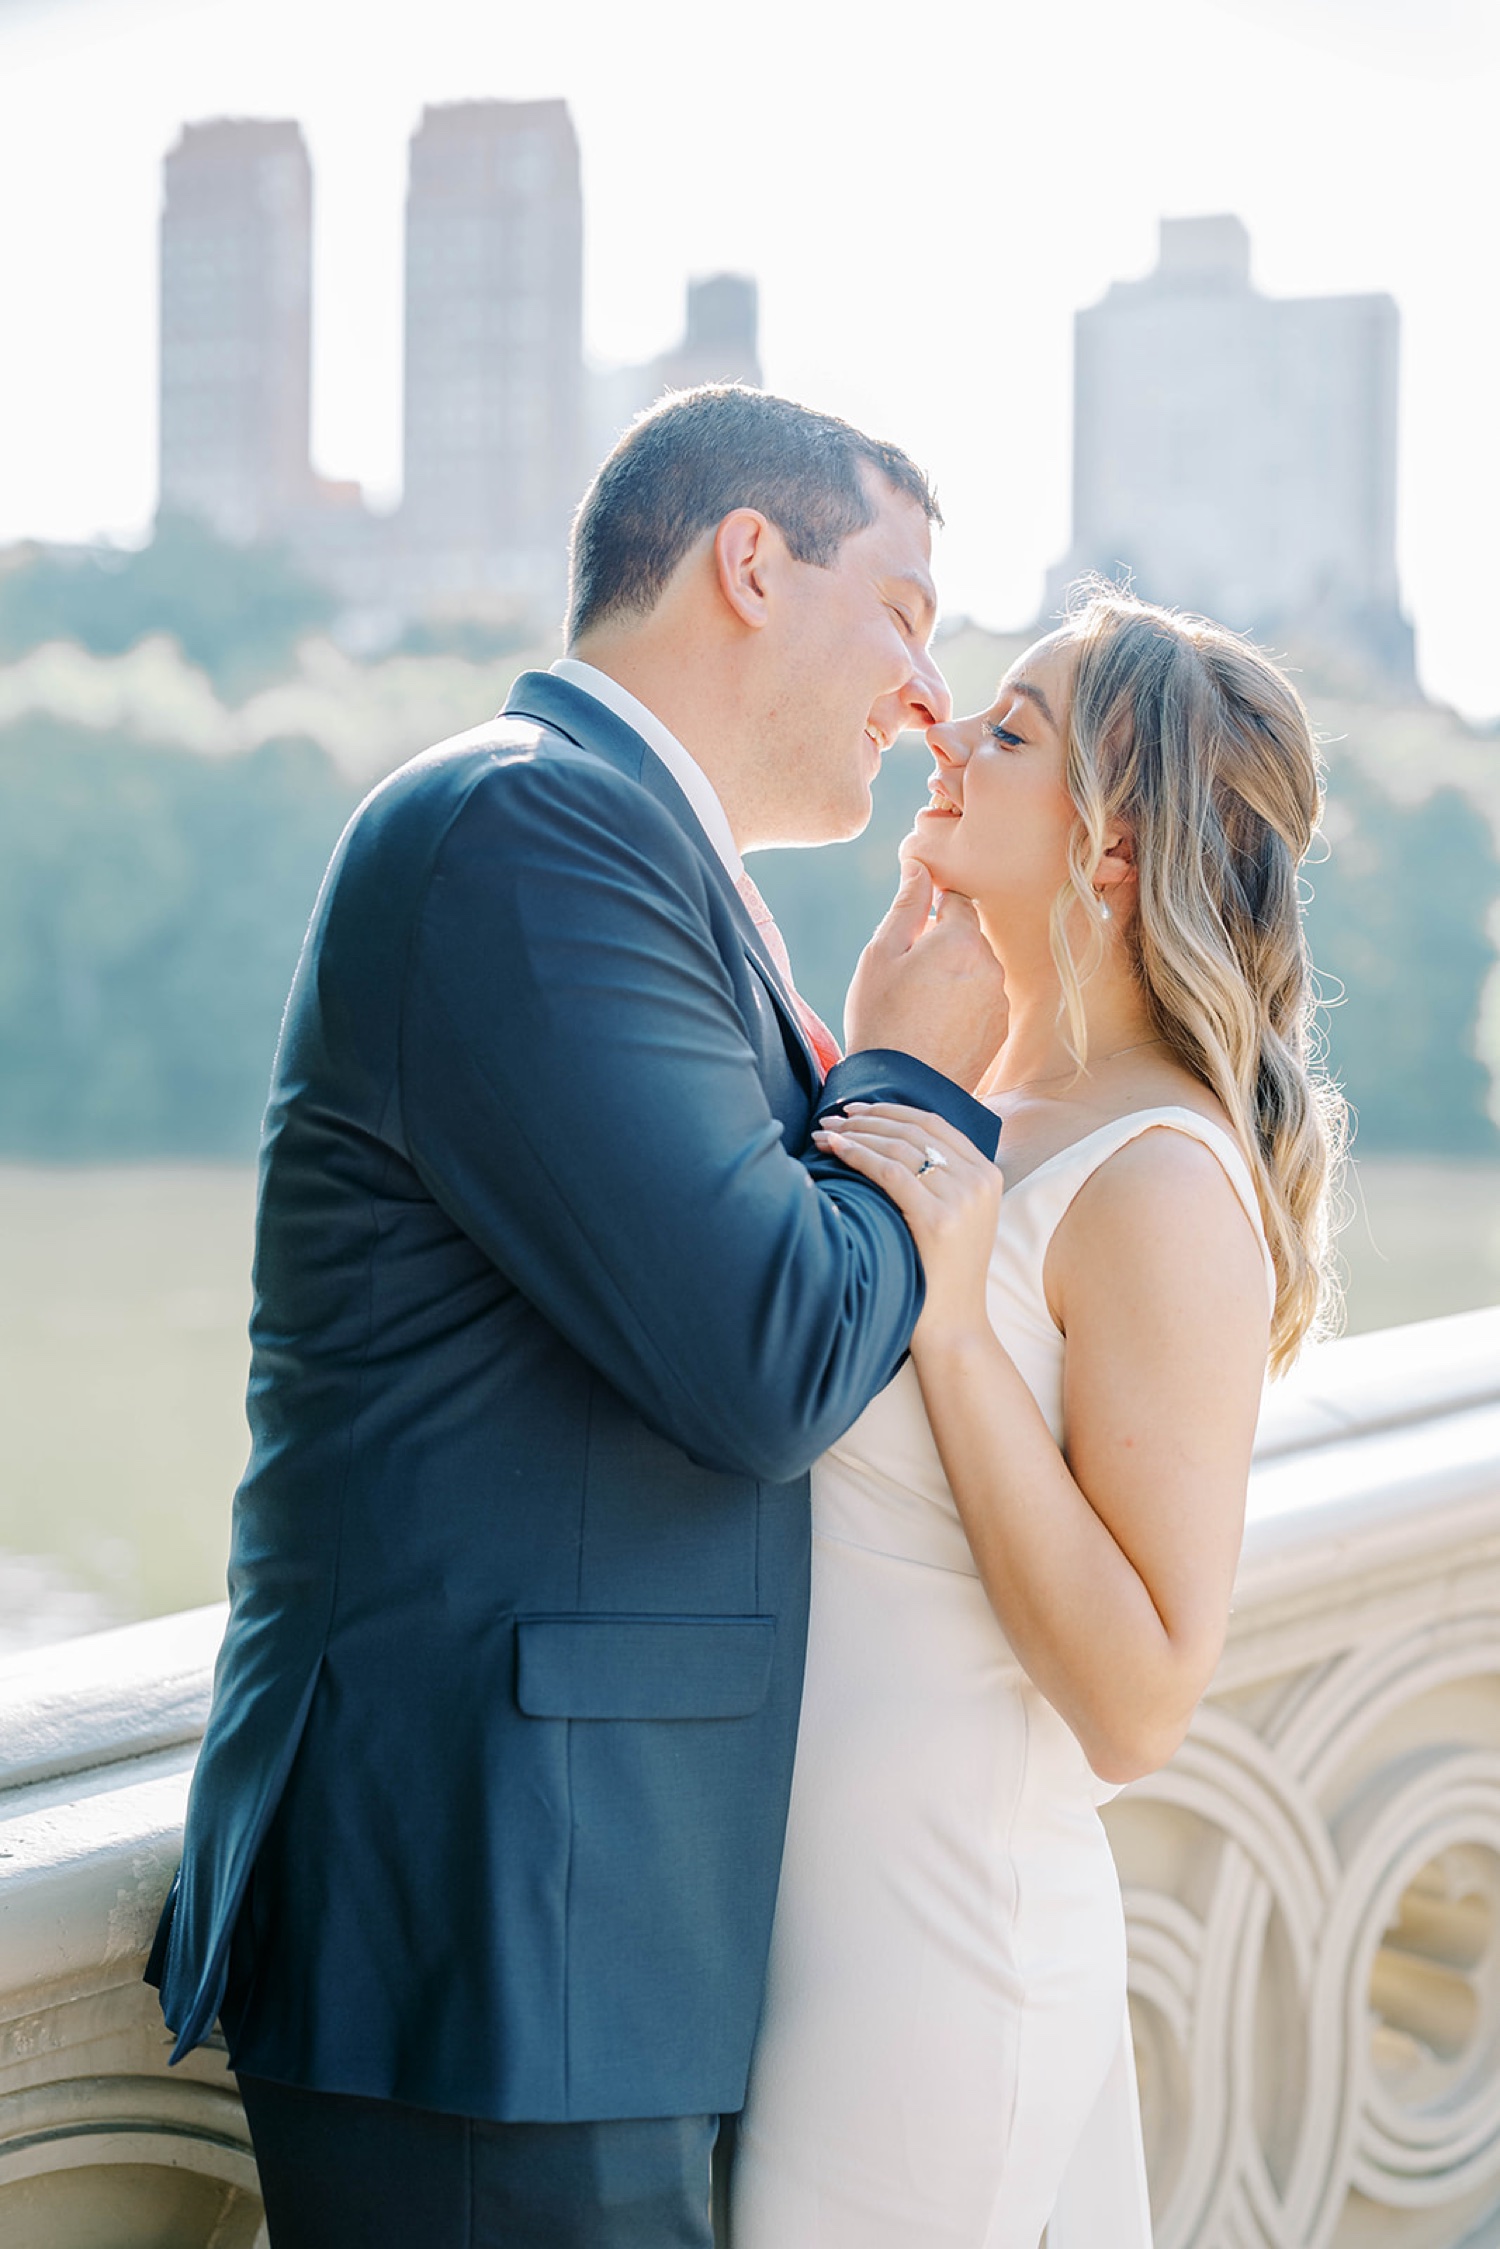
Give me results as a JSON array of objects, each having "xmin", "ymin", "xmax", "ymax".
[
  {"xmin": 899, "ymin": 827, "xmax": 953, "ymax": 894},
  {"xmin": 899, "ymin": 822, "xmax": 940, "ymax": 877}
]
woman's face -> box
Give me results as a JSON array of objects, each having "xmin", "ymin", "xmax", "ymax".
[{"xmin": 908, "ymin": 637, "xmax": 1081, "ymax": 947}]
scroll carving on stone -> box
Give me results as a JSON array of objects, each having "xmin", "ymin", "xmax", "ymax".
[{"xmin": 1105, "ymin": 1611, "xmax": 1500, "ymax": 2249}]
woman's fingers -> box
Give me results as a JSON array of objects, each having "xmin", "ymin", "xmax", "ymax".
[
  {"xmin": 815, "ymin": 1131, "xmax": 930, "ymax": 1215},
  {"xmin": 845, "ymin": 1130, "xmax": 964, "ymax": 1188},
  {"xmin": 827, "ymin": 1126, "xmax": 976, "ymax": 1178},
  {"xmin": 833, "ymin": 1105, "xmax": 996, "ymax": 1184},
  {"xmin": 816, "ymin": 1110, "xmax": 1002, "ymax": 1341},
  {"xmin": 815, "ymin": 1105, "xmax": 1000, "ymax": 1205},
  {"xmin": 837, "ymin": 1103, "xmax": 979, "ymax": 1162},
  {"xmin": 815, "ymin": 1121, "xmax": 945, "ymax": 1179},
  {"xmin": 814, "ymin": 1124, "xmax": 995, "ymax": 1215}
]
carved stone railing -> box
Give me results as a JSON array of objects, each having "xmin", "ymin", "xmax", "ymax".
[
  {"xmin": 0, "ymin": 1604, "xmax": 258, "ymax": 2245},
  {"xmin": 1108, "ymin": 1304, "xmax": 1500, "ymax": 2249},
  {"xmin": 3, "ymin": 1307, "xmax": 1500, "ymax": 2246}
]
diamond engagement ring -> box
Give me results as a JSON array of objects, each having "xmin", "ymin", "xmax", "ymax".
[{"xmin": 915, "ymin": 1145, "xmax": 948, "ymax": 1178}]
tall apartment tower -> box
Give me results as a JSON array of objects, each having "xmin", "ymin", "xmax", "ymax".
[
  {"xmin": 588, "ymin": 273, "xmax": 763, "ymax": 469},
  {"xmin": 158, "ymin": 119, "xmax": 313, "ymax": 544},
  {"xmin": 1047, "ymin": 216, "xmax": 1413, "ymax": 680},
  {"xmin": 401, "ymin": 99, "xmax": 583, "ymax": 618},
  {"xmin": 655, "ymin": 275, "xmax": 762, "ymax": 393}
]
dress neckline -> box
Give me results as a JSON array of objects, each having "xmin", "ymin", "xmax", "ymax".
[{"xmin": 992, "ymin": 1103, "xmax": 1253, "ymax": 1200}]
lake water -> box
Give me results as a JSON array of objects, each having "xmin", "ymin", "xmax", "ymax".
[{"xmin": 3, "ymin": 1156, "xmax": 1500, "ymax": 1654}]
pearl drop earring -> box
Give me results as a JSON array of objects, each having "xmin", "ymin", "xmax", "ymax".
[{"xmin": 1095, "ymin": 891, "xmax": 1112, "ymax": 923}]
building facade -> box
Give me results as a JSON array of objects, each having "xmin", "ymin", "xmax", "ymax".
[
  {"xmin": 158, "ymin": 120, "xmax": 314, "ymax": 546},
  {"xmin": 400, "ymin": 99, "xmax": 584, "ymax": 622},
  {"xmin": 588, "ymin": 273, "xmax": 762, "ymax": 474},
  {"xmin": 1048, "ymin": 216, "xmax": 1414, "ymax": 682},
  {"xmin": 655, "ymin": 273, "xmax": 762, "ymax": 395},
  {"xmin": 154, "ymin": 104, "xmax": 761, "ymax": 642}
]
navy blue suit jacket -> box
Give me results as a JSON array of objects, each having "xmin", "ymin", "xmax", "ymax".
[{"xmin": 149, "ymin": 672, "xmax": 1000, "ymax": 2122}]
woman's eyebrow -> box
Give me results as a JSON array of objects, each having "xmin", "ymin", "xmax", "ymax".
[{"xmin": 1006, "ymin": 678, "xmax": 1055, "ymax": 726}]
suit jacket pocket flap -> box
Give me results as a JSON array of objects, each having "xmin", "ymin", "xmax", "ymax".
[{"xmin": 515, "ymin": 1615, "xmax": 776, "ymax": 1720}]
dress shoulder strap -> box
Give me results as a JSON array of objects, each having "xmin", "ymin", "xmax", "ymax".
[{"xmin": 993, "ymin": 1105, "xmax": 1277, "ymax": 1312}]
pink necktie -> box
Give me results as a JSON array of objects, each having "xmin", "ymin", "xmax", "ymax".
[{"xmin": 735, "ymin": 869, "xmax": 843, "ymax": 1080}]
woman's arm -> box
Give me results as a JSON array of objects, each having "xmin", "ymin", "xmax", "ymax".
[{"xmin": 814, "ymin": 1106, "xmax": 1269, "ymax": 1783}]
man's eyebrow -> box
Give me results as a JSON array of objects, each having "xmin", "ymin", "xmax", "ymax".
[{"xmin": 1008, "ymin": 678, "xmax": 1055, "ymax": 726}]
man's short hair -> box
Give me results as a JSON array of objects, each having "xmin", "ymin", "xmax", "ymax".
[{"xmin": 567, "ymin": 385, "xmax": 940, "ymax": 643}]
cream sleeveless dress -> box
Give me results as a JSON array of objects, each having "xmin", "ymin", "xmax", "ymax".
[{"xmin": 731, "ymin": 1108, "xmax": 1274, "ymax": 2249}]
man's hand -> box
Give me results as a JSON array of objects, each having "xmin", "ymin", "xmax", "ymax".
[{"xmin": 844, "ymin": 861, "xmax": 1008, "ymax": 1093}]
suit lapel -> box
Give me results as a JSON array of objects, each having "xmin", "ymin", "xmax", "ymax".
[{"xmin": 503, "ymin": 672, "xmax": 822, "ymax": 1093}]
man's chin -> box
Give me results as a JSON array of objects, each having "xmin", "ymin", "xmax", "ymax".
[
  {"xmin": 794, "ymin": 788, "xmax": 876, "ymax": 849},
  {"xmin": 830, "ymin": 790, "xmax": 877, "ymax": 845},
  {"xmin": 753, "ymin": 780, "xmax": 875, "ymax": 851}
]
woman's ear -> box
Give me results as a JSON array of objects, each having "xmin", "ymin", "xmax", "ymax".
[{"xmin": 1093, "ymin": 824, "xmax": 1137, "ymax": 903}]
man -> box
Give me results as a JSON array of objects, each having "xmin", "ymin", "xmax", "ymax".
[{"xmin": 149, "ymin": 386, "xmax": 1008, "ymax": 2246}]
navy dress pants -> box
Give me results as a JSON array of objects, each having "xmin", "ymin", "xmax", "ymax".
[{"xmin": 238, "ymin": 2075, "xmax": 720, "ymax": 2249}]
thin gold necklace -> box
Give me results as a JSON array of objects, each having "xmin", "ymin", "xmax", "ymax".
[{"xmin": 992, "ymin": 1037, "xmax": 1169, "ymax": 1099}]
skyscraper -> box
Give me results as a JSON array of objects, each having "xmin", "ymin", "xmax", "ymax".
[
  {"xmin": 655, "ymin": 275, "xmax": 762, "ymax": 394},
  {"xmin": 588, "ymin": 273, "xmax": 763, "ymax": 471},
  {"xmin": 401, "ymin": 99, "xmax": 584, "ymax": 618},
  {"xmin": 1048, "ymin": 216, "xmax": 1413, "ymax": 681},
  {"xmin": 158, "ymin": 120, "xmax": 313, "ymax": 545}
]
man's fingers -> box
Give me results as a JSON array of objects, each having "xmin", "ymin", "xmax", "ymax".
[
  {"xmin": 874, "ymin": 859, "xmax": 934, "ymax": 954},
  {"xmin": 931, "ymin": 887, "xmax": 981, "ymax": 932}
]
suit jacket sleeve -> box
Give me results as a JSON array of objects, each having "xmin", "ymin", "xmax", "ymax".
[
  {"xmin": 817, "ymin": 1049, "xmax": 1003, "ymax": 1147},
  {"xmin": 395, "ymin": 752, "xmax": 983, "ymax": 1484}
]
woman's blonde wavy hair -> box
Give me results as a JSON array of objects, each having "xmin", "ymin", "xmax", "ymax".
[{"xmin": 1047, "ymin": 585, "xmax": 1344, "ymax": 1373}]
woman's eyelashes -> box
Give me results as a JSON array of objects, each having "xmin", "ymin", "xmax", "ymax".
[{"xmin": 985, "ymin": 721, "xmax": 1025, "ymax": 748}]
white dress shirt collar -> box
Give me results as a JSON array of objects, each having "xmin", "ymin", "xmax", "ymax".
[{"xmin": 549, "ymin": 657, "xmax": 744, "ymax": 884}]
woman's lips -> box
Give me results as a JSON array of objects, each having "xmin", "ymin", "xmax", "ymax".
[{"xmin": 923, "ymin": 780, "xmax": 963, "ymax": 817}]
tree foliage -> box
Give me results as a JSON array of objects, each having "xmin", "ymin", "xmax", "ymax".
[
  {"xmin": 1302, "ymin": 768, "xmax": 1500, "ymax": 1154},
  {"xmin": 0, "ymin": 517, "xmax": 335, "ymax": 699},
  {"xmin": 0, "ymin": 719, "xmax": 357, "ymax": 1157}
]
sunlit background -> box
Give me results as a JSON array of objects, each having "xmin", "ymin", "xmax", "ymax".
[{"xmin": 3, "ymin": 0, "xmax": 1500, "ymax": 1650}]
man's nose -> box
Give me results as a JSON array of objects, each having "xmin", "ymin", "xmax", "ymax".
[{"xmin": 903, "ymin": 643, "xmax": 952, "ymax": 730}]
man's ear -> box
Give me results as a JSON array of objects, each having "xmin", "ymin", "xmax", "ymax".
[{"xmin": 713, "ymin": 509, "xmax": 776, "ymax": 629}]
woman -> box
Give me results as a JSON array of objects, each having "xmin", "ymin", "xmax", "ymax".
[{"xmin": 730, "ymin": 589, "xmax": 1344, "ymax": 2248}]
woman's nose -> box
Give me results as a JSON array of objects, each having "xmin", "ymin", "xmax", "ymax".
[{"xmin": 926, "ymin": 721, "xmax": 969, "ymax": 770}]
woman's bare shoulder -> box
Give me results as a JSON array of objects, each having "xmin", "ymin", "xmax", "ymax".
[
  {"xmin": 1072, "ymin": 1110, "xmax": 1254, "ymax": 1227},
  {"xmin": 1045, "ymin": 1111, "xmax": 1267, "ymax": 1330}
]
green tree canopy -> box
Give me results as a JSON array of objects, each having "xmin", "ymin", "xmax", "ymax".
[
  {"xmin": 0, "ymin": 719, "xmax": 357, "ymax": 1157},
  {"xmin": 0, "ymin": 517, "xmax": 335, "ymax": 699},
  {"xmin": 1302, "ymin": 769, "xmax": 1500, "ymax": 1155}
]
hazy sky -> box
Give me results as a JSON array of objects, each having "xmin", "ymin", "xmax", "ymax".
[{"xmin": 1, "ymin": 0, "xmax": 1497, "ymax": 714}]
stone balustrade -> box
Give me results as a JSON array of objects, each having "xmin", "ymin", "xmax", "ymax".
[
  {"xmin": 0, "ymin": 1604, "xmax": 256, "ymax": 2245},
  {"xmin": 1107, "ymin": 1305, "xmax": 1500, "ymax": 2249},
  {"xmin": 2, "ymin": 1306, "xmax": 1500, "ymax": 2246}
]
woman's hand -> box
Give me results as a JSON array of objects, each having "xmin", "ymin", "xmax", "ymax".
[{"xmin": 812, "ymin": 1103, "xmax": 1002, "ymax": 1347}]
